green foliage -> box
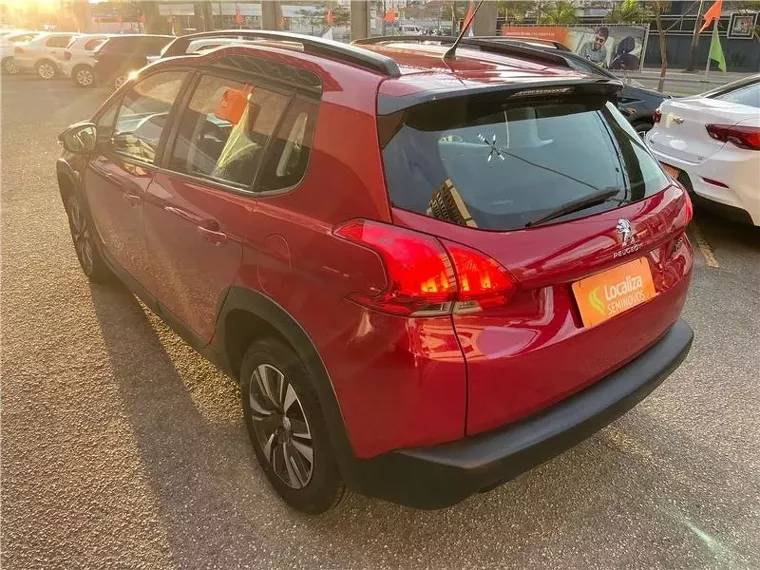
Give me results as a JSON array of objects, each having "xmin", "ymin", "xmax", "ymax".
[
  {"xmin": 537, "ymin": 1, "xmax": 578, "ymax": 26},
  {"xmin": 497, "ymin": 1, "xmax": 535, "ymax": 23},
  {"xmin": 605, "ymin": 0, "xmax": 650, "ymax": 24}
]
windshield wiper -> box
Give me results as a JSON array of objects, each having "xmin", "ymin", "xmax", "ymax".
[{"xmin": 525, "ymin": 187, "xmax": 621, "ymax": 228}]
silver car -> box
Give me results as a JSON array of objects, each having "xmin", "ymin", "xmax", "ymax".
[{"xmin": 13, "ymin": 32, "xmax": 82, "ymax": 79}]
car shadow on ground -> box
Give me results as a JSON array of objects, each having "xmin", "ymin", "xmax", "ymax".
[{"xmin": 87, "ymin": 280, "xmax": 748, "ymax": 569}]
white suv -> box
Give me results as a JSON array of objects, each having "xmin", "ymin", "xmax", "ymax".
[
  {"xmin": 60, "ymin": 34, "xmax": 110, "ymax": 87},
  {"xmin": 12, "ymin": 32, "xmax": 81, "ymax": 79},
  {"xmin": 0, "ymin": 31, "xmax": 42, "ymax": 75}
]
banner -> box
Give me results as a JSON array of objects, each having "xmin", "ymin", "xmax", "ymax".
[{"xmin": 500, "ymin": 24, "xmax": 649, "ymax": 72}]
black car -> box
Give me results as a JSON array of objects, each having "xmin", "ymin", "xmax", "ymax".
[
  {"xmin": 545, "ymin": 49, "xmax": 671, "ymax": 138},
  {"xmin": 92, "ymin": 34, "xmax": 173, "ymax": 90}
]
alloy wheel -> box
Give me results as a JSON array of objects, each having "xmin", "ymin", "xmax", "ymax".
[
  {"xmin": 38, "ymin": 62, "xmax": 55, "ymax": 80},
  {"xmin": 113, "ymin": 75, "xmax": 127, "ymax": 90},
  {"xmin": 67, "ymin": 196, "xmax": 94, "ymax": 275},
  {"xmin": 76, "ymin": 68, "xmax": 94, "ymax": 87},
  {"xmin": 249, "ymin": 364, "xmax": 314, "ymax": 489},
  {"xmin": 3, "ymin": 59, "xmax": 17, "ymax": 74}
]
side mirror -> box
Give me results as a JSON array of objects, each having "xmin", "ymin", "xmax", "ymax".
[{"xmin": 59, "ymin": 123, "xmax": 97, "ymax": 154}]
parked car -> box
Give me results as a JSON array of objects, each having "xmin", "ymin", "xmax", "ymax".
[
  {"xmin": 56, "ymin": 31, "xmax": 694, "ymax": 514},
  {"xmin": 91, "ymin": 34, "xmax": 173, "ymax": 90},
  {"xmin": 12, "ymin": 31, "xmax": 82, "ymax": 79},
  {"xmin": 0, "ymin": 30, "xmax": 42, "ymax": 74},
  {"xmin": 146, "ymin": 37, "xmax": 251, "ymax": 65},
  {"xmin": 647, "ymin": 74, "xmax": 760, "ymax": 226},
  {"xmin": 60, "ymin": 34, "xmax": 111, "ymax": 87},
  {"xmin": 465, "ymin": 35, "xmax": 669, "ymax": 137},
  {"xmin": 543, "ymin": 48, "xmax": 670, "ymax": 137}
]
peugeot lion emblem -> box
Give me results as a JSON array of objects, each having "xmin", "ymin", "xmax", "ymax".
[{"xmin": 616, "ymin": 219, "xmax": 635, "ymax": 246}]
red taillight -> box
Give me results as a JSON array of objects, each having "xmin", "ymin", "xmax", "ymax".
[
  {"xmin": 64, "ymin": 50, "xmax": 72, "ymax": 61},
  {"xmin": 14, "ymin": 46, "xmax": 23, "ymax": 54},
  {"xmin": 334, "ymin": 220, "xmax": 515, "ymax": 316},
  {"xmin": 653, "ymin": 109, "xmax": 662, "ymax": 123},
  {"xmin": 683, "ymin": 191, "xmax": 694, "ymax": 226},
  {"xmin": 444, "ymin": 242, "xmax": 515, "ymax": 313},
  {"xmin": 706, "ymin": 123, "xmax": 760, "ymax": 151}
]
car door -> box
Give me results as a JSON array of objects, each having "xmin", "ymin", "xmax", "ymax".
[
  {"xmin": 83, "ymin": 70, "xmax": 188, "ymax": 295},
  {"xmin": 144, "ymin": 70, "xmax": 292, "ymax": 343}
]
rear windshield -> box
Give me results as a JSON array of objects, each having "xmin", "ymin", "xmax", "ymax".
[{"xmin": 382, "ymin": 95, "xmax": 669, "ymax": 230}]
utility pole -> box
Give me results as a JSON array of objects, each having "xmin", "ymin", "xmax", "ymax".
[{"xmin": 685, "ymin": 0, "xmax": 706, "ymax": 72}]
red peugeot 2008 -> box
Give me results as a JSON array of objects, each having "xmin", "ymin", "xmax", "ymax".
[{"xmin": 56, "ymin": 31, "xmax": 694, "ymax": 513}]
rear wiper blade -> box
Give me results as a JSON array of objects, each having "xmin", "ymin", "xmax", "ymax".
[{"xmin": 525, "ymin": 187, "xmax": 621, "ymax": 228}]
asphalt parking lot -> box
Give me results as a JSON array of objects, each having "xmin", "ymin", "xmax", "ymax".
[{"xmin": 2, "ymin": 75, "xmax": 759, "ymax": 570}]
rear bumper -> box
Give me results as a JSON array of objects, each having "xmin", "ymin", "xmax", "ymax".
[{"xmin": 350, "ymin": 319, "xmax": 693, "ymax": 509}]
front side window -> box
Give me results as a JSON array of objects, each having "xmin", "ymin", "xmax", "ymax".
[
  {"xmin": 169, "ymin": 74, "xmax": 290, "ymax": 188},
  {"xmin": 46, "ymin": 36, "xmax": 74, "ymax": 48},
  {"xmin": 112, "ymin": 71, "xmax": 186, "ymax": 164}
]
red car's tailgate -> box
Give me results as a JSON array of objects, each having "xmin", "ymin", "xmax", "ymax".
[{"xmin": 393, "ymin": 185, "xmax": 692, "ymax": 435}]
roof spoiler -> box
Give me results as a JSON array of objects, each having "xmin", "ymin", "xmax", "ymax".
[{"xmin": 377, "ymin": 78, "xmax": 623, "ymax": 116}]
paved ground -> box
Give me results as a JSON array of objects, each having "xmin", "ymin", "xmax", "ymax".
[{"xmin": 2, "ymin": 75, "xmax": 759, "ymax": 570}]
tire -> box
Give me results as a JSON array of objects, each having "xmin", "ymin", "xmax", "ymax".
[
  {"xmin": 64, "ymin": 192, "xmax": 113, "ymax": 283},
  {"xmin": 241, "ymin": 338, "xmax": 345, "ymax": 514},
  {"xmin": 635, "ymin": 121, "xmax": 653, "ymax": 140},
  {"xmin": 36, "ymin": 59, "xmax": 57, "ymax": 80},
  {"xmin": 73, "ymin": 65, "xmax": 95, "ymax": 88},
  {"xmin": 1, "ymin": 57, "xmax": 17, "ymax": 75}
]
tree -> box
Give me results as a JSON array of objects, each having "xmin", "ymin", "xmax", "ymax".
[
  {"xmin": 605, "ymin": 0, "xmax": 648, "ymax": 24},
  {"xmin": 537, "ymin": 1, "xmax": 578, "ymax": 26},
  {"xmin": 497, "ymin": 1, "xmax": 535, "ymax": 24},
  {"xmin": 652, "ymin": 1, "xmax": 671, "ymax": 93},
  {"xmin": 325, "ymin": 1, "xmax": 350, "ymax": 27}
]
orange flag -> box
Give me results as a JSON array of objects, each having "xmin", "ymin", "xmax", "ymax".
[
  {"xmin": 384, "ymin": 9, "xmax": 396, "ymax": 23},
  {"xmin": 463, "ymin": 1, "xmax": 475, "ymax": 36},
  {"xmin": 699, "ymin": 0, "xmax": 723, "ymax": 33}
]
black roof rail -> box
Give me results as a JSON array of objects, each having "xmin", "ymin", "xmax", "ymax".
[
  {"xmin": 160, "ymin": 30, "xmax": 401, "ymax": 77},
  {"xmin": 351, "ymin": 36, "xmax": 572, "ymax": 69}
]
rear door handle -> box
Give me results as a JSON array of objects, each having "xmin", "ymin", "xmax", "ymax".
[
  {"xmin": 197, "ymin": 221, "xmax": 227, "ymax": 245},
  {"xmin": 122, "ymin": 193, "xmax": 141, "ymax": 206}
]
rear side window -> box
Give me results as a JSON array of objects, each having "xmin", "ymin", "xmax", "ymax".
[
  {"xmin": 169, "ymin": 74, "xmax": 290, "ymax": 188},
  {"xmin": 256, "ymin": 95, "xmax": 318, "ymax": 192},
  {"xmin": 714, "ymin": 81, "xmax": 760, "ymax": 109},
  {"xmin": 84, "ymin": 38, "xmax": 105, "ymax": 51},
  {"xmin": 7, "ymin": 33, "xmax": 39, "ymax": 43},
  {"xmin": 382, "ymin": 95, "xmax": 669, "ymax": 230}
]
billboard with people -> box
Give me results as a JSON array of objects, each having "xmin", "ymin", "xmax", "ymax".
[{"xmin": 499, "ymin": 23, "xmax": 649, "ymax": 72}]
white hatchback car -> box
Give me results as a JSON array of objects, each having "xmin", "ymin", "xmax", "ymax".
[
  {"xmin": 647, "ymin": 74, "xmax": 760, "ymax": 226},
  {"xmin": 60, "ymin": 34, "xmax": 110, "ymax": 87},
  {"xmin": 13, "ymin": 32, "xmax": 81, "ymax": 79},
  {"xmin": 0, "ymin": 31, "xmax": 42, "ymax": 74}
]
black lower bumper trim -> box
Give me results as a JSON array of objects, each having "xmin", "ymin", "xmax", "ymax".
[{"xmin": 350, "ymin": 319, "xmax": 694, "ymax": 509}]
